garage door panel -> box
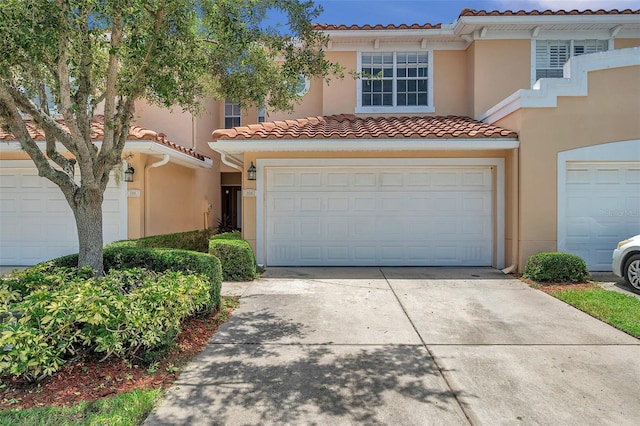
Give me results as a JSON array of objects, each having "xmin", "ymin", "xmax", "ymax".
[
  {"xmin": 565, "ymin": 162, "xmax": 640, "ymax": 271},
  {"xmin": 1, "ymin": 167, "xmax": 126, "ymax": 265},
  {"xmin": 266, "ymin": 166, "xmax": 493, "ymax": 266},
  {"xmin": 299, "ymin": 172, "xmax": 322, "ymax": 187},
  {"xmin": 627, "ymin": 169, "xmax": 640, "ymax": 183}
]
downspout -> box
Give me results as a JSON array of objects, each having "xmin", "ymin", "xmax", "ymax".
[
  {"xmin": 219, "ymin": 152, "xmax": 243, "ymax": 170},
  {"xmin": 502, "ymin": 147, "xmax": 520, "ymax": 274},
  {"xmin": 191, "ymin": 116, "xmax": 197, "ymax": 150},
  {"xmin": 143, "ymin": 154, "xmax": 170, "ymax": 237}
]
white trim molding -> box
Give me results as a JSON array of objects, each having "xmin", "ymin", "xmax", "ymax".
[
  {"xmin": 355, "ymin": 50, "xmax": 435, "ymax": 115},
  {"xmin": 480, "ymin": 46, "xmax": 640, "ymax": 123},
  {"xmin": 210, "ymin": 138, "xmax": 519, "ymax": 154},
  {"xmin": 255, "ymin": 157, "xmax": 506, "ymax": 269}
]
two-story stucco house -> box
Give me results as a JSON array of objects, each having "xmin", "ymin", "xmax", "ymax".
[
  {"xmin": 209, "ymin": 8, "xmax": 640, "ymax": 271},
  {"xmin": 1, "ymin": 8, "xmax": 639, "ymax": 272}
]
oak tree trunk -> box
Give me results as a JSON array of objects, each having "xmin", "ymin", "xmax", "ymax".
[{"xmin": 73, "ymin": 188, "xmax": 105, "ymax": 275}]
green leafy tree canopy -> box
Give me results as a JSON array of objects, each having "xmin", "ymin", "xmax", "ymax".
[{"xmin": 0, "ymin": 0, "xmax": 340, "ymax": 274}]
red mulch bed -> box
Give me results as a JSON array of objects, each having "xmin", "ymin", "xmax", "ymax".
[
  {"xmin": 0, "ymin": 300, "xmax": 236, "ymax": 410},
  {"xmin": 518, "ymin": 276, "xmax": 600, "ymax": 294},
  {"xmin": 536, "ymin": 283, "xmax": 599, "ymax": 293}
]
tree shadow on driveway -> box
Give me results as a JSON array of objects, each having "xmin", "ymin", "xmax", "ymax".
[{"xmin": 148, "ymin": 309, "xmax": 472, "ymax": 425}]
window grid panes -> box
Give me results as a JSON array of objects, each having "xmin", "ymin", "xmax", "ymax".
[
  {"xmin": 535, "ymin": 40, "xmax": 608, "ymax": 80},
  {"xmin": 361, "ymin": 52, "xmax": 428, "ymax": 108},
  {"xmin": 224, "ymin": 99, "xmax": 241, "ymax": 129},
  {"xmin": 258, "ymin": 106, "xmax": 266, "ymax": 123},
  {"xmin": 396, "ymin": 52, "xmax": 429, "ymax": 106}
]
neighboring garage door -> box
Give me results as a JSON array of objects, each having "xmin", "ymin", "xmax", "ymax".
[
  {"xmin": 0, "ymin": 165, "xmax": 127, "ymax": 265},
  {"xmin": 265, "ymin": 165, "xmax": 493, "ymax": 266},
  {"xmin": 564, "ymin": 162, "xmax": 640, "ymax": 271}
]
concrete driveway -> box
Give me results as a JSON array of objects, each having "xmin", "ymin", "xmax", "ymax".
[{"xmin": 146, "ymin": 267, "xmax": 640, "ymax": 425}]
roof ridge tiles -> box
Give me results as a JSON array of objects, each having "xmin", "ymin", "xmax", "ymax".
[
  {"xmin": 212, "ymin": 114, "xmax": 518, "ymax": 141},
  {"xmin": 313, "ymin": 23, "xmax": 442, "ymax": 31},
  {"xmin": 459, "ymin": 8, "xmax": 639, "ymax": 17}
]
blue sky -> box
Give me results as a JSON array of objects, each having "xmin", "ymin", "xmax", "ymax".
[{"xmin": 312, "ymin": 1, "xmax": 640, "ymax": 25}]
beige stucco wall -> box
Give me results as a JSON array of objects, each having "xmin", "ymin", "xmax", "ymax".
[
  {"xmin": 237, "ymin": 149, "xmax": 513, "ymax": 267},
  {"xmin": 133, "ymin": 99, "xmax": 222, "ymax": 235},
  {"xmin": 615, "ymin": 38, "xmax": 640, "ymax": 49},
  {"xmin": 134, "ymin": 102, "xmax": 195, "ymax": 149},
  {"xmin": 469, "ymin": 39, "xmax": 531, "ymax": 117},
  {"xmin": 506, "ymin": 65, "xmax": 640, "ymax": 270},
  {"xmin": 123, "ymin": 152, "xmax": 219, "ymax": 239},
  {"xmin": 433, "ymin": 50, "xmax": 469, "ymax": 116},
  {"xmin": 266, "ymin": 77, "xmax": 325, "ymax": 121},
  {"xmin": 268, "ymin": 40, "xmax": 531, "ymax": 120},
  {"xmin": 322, "ymin": 51, "xmax": 358, "ymax": 116},
  {"xmin": 466, "ymin": 42, "xmax": 476, "ymax": 119}
]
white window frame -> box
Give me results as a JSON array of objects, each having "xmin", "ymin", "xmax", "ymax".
[
  {"xmin": 530, "ymin": 38, "xmax": 612, "ymax": 87},
  {"xmin": 224, "ymin": 99, "xmax": 241, "ymax": 129},
  {"xmin": 257, "ymin": 106, "xmax": 266, "ymax": 123},
  {"xmin": 356, "ymin": 50, "xmax": 434, "ymax": 114}
]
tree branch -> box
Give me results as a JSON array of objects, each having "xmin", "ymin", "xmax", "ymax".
[
  {"xmin": 4, "ymin": 84, "xmax": 78, "ymax": 154},
  {"xmin": 54, "ymin": 0, "xmax": 97, "ymax": 190},
  {"xmin": 0, "ymin": 83, "xmax": 77, "ymax": 197},
  {"xmin": 99, "ymin": 11, "xmax": 123, "ymax": 160}
]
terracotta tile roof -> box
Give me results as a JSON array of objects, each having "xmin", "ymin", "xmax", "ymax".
[
  {"xmin": 314, "ymin": 23, "xmax": 442, "ymax": 31},
  {"xmin": 212, "ymin": 115, "xmax": 517, "ymax": 141},
  {"xmin": 313, "ymin": 9, "xmax": 639, "ymax": 32},
  {"xmin": 0, "ymin": 115, "xmax": 208, "ymax": 161},
  {"xmin": 459, "ymin": 8, "xmax": 640, "ymax": 17}
]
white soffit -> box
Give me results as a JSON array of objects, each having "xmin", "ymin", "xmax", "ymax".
[
  {"xmin": 453, "ymin": 14, "xmax": 640, "ymax": 39},
  {"xmin": 479, "ymin": 46, "xmax": 640, "ymax": 123},
  {"xmin": 210, "ymin": 138, "xmax": 519, "ymax": 154}
]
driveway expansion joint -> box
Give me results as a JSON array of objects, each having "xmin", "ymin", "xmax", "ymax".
[{"xmin": 379, "ymin": 267, "xmax": 475, "ymax": 426}]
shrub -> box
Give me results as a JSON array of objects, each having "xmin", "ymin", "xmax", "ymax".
[
  {"xmin": 51, "ymin": 247, "xmax": 222, "ymax": 311},
  {"xmin": 107, "ymin": 228, "xmax": 216, "ymax": 253},
  {"xmin": 211, "ymin": 230, "xmax": 243, "ymax": 241},
  {"xmin": 209, "ymin": 234, "xmax": 257, "ymax": 281},
  {"xmin": 0, "ymin": 267, "xmax": 211, "ymax": 381},
  {"xmin": 523, "ymin": 252, "xmax": 590, "ymax": 283}
]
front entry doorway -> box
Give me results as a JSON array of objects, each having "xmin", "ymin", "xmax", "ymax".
[{"xmin": 221, "ymin": 185, "xmax": 242, "ymax": 231}]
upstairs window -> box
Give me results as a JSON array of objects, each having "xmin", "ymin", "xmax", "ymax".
[
  {"xmin": 358, "ymin": 51, "xmax": 433, "ymax": 113},
  {"xmin": 535, "ymin": 39, "xmax": 608, "ymax": 80},
  {"xmin": 224, "ymin": 99, "xmax": 241, "ymax": 128},
  {"xmin": 257, "ymin": 106, "xmax": 266, "ymax": 123}
]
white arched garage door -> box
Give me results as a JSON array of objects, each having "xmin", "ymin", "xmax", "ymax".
[
  {"xmin": 0, "ymin": 162, "xmax": 127, "ymax": 265},
  {"xmin": 258, "ymin": 158, "xmax": 505, "ymax": 267},
  {"xmin": 559, "ymin": 141, "xmax": 640, "ymax": 271}
]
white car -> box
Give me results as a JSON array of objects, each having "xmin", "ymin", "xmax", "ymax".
[{"xmin": 612, "ymin": 234, "xmax": 640, "ymax": 290}]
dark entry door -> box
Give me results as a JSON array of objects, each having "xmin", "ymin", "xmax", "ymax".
[{"xmin": 221, "ymin": 186, "xmax": 242, "ymax": 230}]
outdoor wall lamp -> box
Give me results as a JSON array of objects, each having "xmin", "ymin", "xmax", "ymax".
[
  {"xmin": 247, "ymin": 162, "xmax": 257, "ymax": 181},
  {"xmin": 124, "ymin": 163, "xmax": 135, "ymax": 182}
]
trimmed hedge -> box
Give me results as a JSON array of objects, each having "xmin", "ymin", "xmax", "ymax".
[
  {"xmin": 211, "ymin": 231, "xmax": 243, "ymax": 241},
  {"xmin": 523, "ymin": 252, "xmax": 590, "ymax": 283},
  {"xmin": 0, "ymin": 266, "xmax": 212, "ymax": 381},
  {"xmin": 209, "ymin": 234, "xmax": 257, "ymax": 281},
  {"xmin": 107, "ymin": 228, "xmax": 216, "ymax": 253},
  {"xmin": 51, "ymin": 247, "xmax": 222, "ymax": 311}
]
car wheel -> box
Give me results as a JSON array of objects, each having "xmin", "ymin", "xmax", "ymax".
[{"xmin": 624, "ymin": 254, "xmax": 640, "ymax": 290}]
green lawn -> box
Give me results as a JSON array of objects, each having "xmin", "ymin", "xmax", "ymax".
[
  {"xmin": 0, "ymin": 388, "xmax": 160, "ymax": 426},
  {"xmin": 551, "ymin": 288, "xmax": 640, "ymax": 338}
]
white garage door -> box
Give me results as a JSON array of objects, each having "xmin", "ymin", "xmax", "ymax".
[
  {"xmin": 0, "ymin": 166, "xmax": 127, "ymax": 265},
  {"xmin": 565, "ymin": 162, "xmax": 640, "ymax": 271},
  {"xmin": 265, "ymin": 166, "xmax": 493, "ymax": 266}
]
